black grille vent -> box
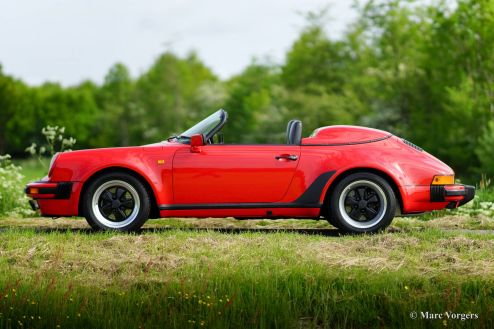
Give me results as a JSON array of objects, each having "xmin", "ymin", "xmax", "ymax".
[{"xmin": 402, "ymin": 139, "xmax": 423, "ymax": 152}]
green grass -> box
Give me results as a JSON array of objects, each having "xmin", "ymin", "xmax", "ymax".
[
  {"xmin": 1, "ymin": 220, "xmax": 494, "ymax": 328},
  {"xmin": 1, "ymin": 213, "xmax": 493, "ymax": 231},
  {"xmin": 13, "ymin": 158, "xmax": 49, "ymax": 185}
]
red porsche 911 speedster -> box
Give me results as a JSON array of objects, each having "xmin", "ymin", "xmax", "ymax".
[{"xmin": 25, "ymin": 109, "xmax": 475, "ymax": 233}]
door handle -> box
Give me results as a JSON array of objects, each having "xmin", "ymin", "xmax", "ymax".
[{"xmin": 275, "ymin": 154, "xmax": 298, "ymax": 161}]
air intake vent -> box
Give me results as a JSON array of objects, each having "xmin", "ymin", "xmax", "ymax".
[{"xmin": 402, "ymin": 139, "xmax": 423, "ymax": 151}]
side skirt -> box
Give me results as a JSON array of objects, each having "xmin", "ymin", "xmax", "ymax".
[{"xmin": 158, "ymin": 203, "xmax": 320, "ymax": 210}]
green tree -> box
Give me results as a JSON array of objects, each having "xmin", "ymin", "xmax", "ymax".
[
  {"xmin": 222, "ymin": 62, "xmax": 284, "ymax": 143},
  {"xmin": 0, "ymin": 66, "xmax": 32, "ymax": 155},
  {"xmin": 30, "ymin": 82, "xmax": 98, "ymax": 150},
  {"xmin": 135, "ymin": 52, "xmax": 219, "ymax": 142},
  {"xmin": 476, "ymin": 120, "xmax": 494, "ymax": 178},
  {"xmin": 281, "ymin": 14, "xmax": 366, "ymax": 135},
  {"xmin": 94, "ymin": 63, "xmax": 136, "ymax": 146},
  {"xmin": 282, "ymin": 20, "xmax": 347, "ymax": 93}
]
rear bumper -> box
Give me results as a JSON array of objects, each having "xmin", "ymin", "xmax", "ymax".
[
  {"xmin": 430, "ymin": 184, "xmax": 475, "ymax": 208},
  {"xmin": 25, "ymin": 181, "xmax": 79, "ymax": 217},
  {"xmin": 399, "ymin": 184, "xmax": 475, "ymax": 213}
]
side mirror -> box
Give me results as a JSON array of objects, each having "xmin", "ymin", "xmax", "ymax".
[{"xmin": 190, "ymin": 134, "xmax": 204, "ymax": 153}]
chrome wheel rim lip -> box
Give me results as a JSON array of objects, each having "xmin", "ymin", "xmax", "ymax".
[
  {"xmin": 338, "ymin": 180, "xmax": 387, "ymax": 229},
  {"xmin": 91, "ymin": 180, "xmax": 140, "ymax": 229}
]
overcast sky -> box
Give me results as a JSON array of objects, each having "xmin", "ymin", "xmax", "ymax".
[{"xmin": 0, "ymin": 0, "xmax": 356, "ymax": 86}]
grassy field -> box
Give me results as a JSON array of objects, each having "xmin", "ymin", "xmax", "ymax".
[
  {"xmin": 0, "ymin": 160, "xmax": 493, "ymax": 328},
  {"xmin": 1, "ymin": 217, "xmax": 494, "ymax": 328}
]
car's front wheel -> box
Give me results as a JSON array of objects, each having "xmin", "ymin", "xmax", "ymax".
[
  {"xmin": 326, "ymin": 172, "xmax": 396, "ymax": 233},
  {"xmin": 82, "ymin": 172, "xmax": 150, "ymax": 231}
]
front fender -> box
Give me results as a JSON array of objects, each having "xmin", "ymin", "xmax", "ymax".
[{"xmin": 49, "ymin": 146, "xmax": 176, "ymax": 206}]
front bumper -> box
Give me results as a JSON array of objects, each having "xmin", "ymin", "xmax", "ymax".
[
  {"xmin": 25, "ymin": 181, "xmax": 73, "ymax": 199},
  {"xmin": 25, "ymin": 181, "xmax": 78, "ymax": 217},
  {"xmin": 430, "ymin": 184, "xmax": 475, "ymax": 209}
]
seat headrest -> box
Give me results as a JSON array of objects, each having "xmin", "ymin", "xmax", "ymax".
[{"xmin": 286, "ymin": 120, "xmax": 302, "ymax": 145}]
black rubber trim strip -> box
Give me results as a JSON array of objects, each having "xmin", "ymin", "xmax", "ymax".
[
  {"xmin": 302, "ymin": 134, "xmax": 392, "ymax": 146},
  {"xmin": 159, "ymin": 203, "xmax": 321, "ymax": 210},
  {"xmin": 38, "ymin": 187, "xmax": 57, "ymax": 194},
  {"xmin": 159, "ymin": 171, "xmax": 335, "ymax": 211}
]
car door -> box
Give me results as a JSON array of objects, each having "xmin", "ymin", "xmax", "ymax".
[{"xmin": 172, "ymin": 145, "xmax": 300, "ymax": 204}]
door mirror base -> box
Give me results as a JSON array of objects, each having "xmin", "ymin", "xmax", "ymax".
[{"xmin": 190, "ymin": 134, "xmax": 204, "ymax": 153}]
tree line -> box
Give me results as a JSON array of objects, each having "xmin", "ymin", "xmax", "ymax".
[{"xmin": 1, "ymin": 0, "xmax": 493, "ymax": 180}]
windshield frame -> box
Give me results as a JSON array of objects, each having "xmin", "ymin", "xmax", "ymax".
[{"xmin": 175, "ymin": 109, "xmax": 228, "ymax": 144}]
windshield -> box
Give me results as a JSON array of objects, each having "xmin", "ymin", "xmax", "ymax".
[{"xmin": 179, "ymin": 109, "xmax": 226, "ymax": 139}]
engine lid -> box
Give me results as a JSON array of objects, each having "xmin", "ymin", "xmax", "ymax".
[{"xmin": 302, "ymin": 125, "xmax": 392, "ymax": 145}]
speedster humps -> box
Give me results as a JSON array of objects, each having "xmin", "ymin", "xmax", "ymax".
[{"xmin": 25, "ymin": 109, "xmax": 475, "ymax": 233}]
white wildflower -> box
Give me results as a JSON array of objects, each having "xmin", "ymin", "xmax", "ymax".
[{"xmin": 25, "ymin": 143, "xmax": 37, "ymax": 155}]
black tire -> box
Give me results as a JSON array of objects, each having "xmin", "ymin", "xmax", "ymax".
[
  {"xmin": 82, "ymin": 172, "xmax": 151, "ymax": 231},
  {"xmin": 326, "ymin": 215, "xmax": 342, "ymax": 230},
  {"xmin": 326, "ymin": 172, "xmax": 396, "ymax": 234}
]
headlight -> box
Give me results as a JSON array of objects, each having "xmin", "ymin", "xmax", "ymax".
[
  {"xmin": 48, "ymin": 152, "xmax": 60, "ymax": 177},
  {"xmin": 431, "ymin": 175, "xmax": 455, "ymax": 185}
]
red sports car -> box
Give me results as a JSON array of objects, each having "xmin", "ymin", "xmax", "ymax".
[{"xmin": 25, "ymin": 109, "xmax": 475, "ymax": 233}]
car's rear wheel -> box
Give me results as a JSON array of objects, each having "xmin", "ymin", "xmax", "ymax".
[
  {"xmin": 326, "ymin": 172, "xmax": 396, "ymax": 233},
  {"xmin": 82, "ymin": 173, "xmax": 150, "ymax": 231}
]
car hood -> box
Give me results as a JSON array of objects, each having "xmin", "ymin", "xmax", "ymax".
[{"xmin": 302, "ymin": 126, "xmax": 392, "ymax": 145}]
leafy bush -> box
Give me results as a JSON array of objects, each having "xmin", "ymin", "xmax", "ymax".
[
  {"xmin": 0, "ymin": 154, "xmax": 33, "ymax": 217},
  {"xmin": 476, "ymin": 121, "xmax": 494, "ymax": 179},
  {"xmin": 25, "ymin": 125, "xmax": 76, "ymax": 169}
]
